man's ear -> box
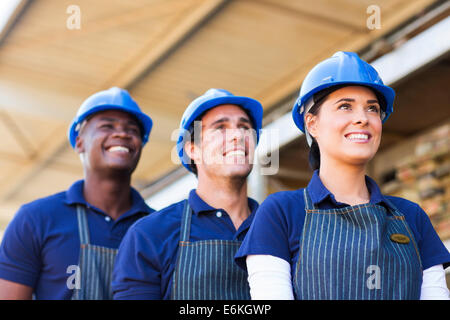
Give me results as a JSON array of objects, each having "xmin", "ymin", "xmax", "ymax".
[
  {"xmin": 304, "ymin": 113, "xmax": 318, "ymax": 139},
  {"xmin": 184, "ymin": 140, "xmax": 198, "ymax": 163},
  {"xmin": 75, "ymin": 135, "xmax": 85, "ymax": 154}
]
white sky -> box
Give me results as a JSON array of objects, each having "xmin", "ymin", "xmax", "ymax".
[{"xmin": 0, "ymin": 0, "xmax": 22, "ymax": 35}]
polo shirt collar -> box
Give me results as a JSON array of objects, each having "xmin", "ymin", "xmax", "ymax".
[
  {"xmin": 65, "ymin": 180, "xmax": 87, "ymax": 206},
  {"xmin": 306, "ymin": 170, "xmax": 393, "ymax": 210},
  {"xmin": 188, "ymin": 189, "xmax": 259, "ymax": 216},
  {"xmin": 64, "ymin": 179, "xmax": 152, "ymax": 217}
]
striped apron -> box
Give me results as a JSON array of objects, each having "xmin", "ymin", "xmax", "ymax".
[
  {"xmin": 71, "ymin": 205, "xmax": 117, "ymax": 300},
  {"xmin": 293, "ymin": 189, "xmax": 422, "ymax": 300},
  {"xmin": 171, "ymin": 200, "xmax": 251, "ymax": 300}
]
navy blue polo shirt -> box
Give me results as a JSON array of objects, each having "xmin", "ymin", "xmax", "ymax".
[
  {"xmin": 112, "ymin": 189, "xmax": 259, "ymax": 300},
  {"xmin": 235, "ymin": 170, "xmax": 450, "ymax": 274},
  {"xmin": 0, "ymin": 180, "xmax": 154, "ymax": 300}
]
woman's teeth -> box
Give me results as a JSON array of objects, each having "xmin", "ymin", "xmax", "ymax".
[{"xmin": 346, "ymin": 133, "xmax": 369, "ymax": 140}]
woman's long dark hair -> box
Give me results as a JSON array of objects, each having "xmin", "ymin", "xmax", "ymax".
[
  {"xmin": 307, "ymin": 104, "xmax": 322, "ymax": 171},
  {"xmin": 309, "ymin": 138, "xmax": 321, "ymax": 171},
  {"xmin": 306, "ymin": 86, "xmax": 334, "ymax": 171}
]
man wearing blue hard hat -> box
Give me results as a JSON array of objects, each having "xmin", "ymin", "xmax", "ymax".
[
  {"xmin": 0, "ymin": 87, "xmax": 155, "ymax": 299},
  {"xmin": 112, "ymin": 88, "xmax": 263, "ymax": 299}
]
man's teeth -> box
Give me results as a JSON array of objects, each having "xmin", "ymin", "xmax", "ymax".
[
  {"xmin": 226, "ymin": 150, "xmax": 246, "ymax": 157},
  {"xmin": 108, "ymin": 146, "xmax": 130, "ymax": 153},
  {"xmin": 346, "ymin": 134, "xmax": 369, "ymax": 140}
]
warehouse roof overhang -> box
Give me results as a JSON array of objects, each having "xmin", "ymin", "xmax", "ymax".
[
  {"xmin": 0, "ymin": 0, "xmax": 448, "ymax": 226},
  {"xmin": 146, "ymin": 11, "xmax": 450, "ymax": 209}
]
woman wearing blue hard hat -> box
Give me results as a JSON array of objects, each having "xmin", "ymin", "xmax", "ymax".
[
  {"xmin": 112, "ymin": 88, "xmax": 263, "ymax": 300},
  {"xmin": 235, "ymin": 52, "xmax": 450, "ymax": 300},
  {"xmin": 0, "ymin": 87, "xmax": 155, "ymax": 299}
]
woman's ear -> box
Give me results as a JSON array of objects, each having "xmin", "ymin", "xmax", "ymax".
[{"xmin": 304, "ymin": 113, "xmax": 318, "ymax": 139}]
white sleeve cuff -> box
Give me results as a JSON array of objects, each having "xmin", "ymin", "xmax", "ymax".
[
  {"xmin": 420, "ymin": 264, "xmax": 450, "ymax": 300},
  {"xmin": 246, "ymin": 254, "xmax": 294, "ymax": 300}
]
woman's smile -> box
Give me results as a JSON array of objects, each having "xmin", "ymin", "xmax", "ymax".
[{"xmin": 344, "ymin": 131, "xmax": 372, "ymax": 143}]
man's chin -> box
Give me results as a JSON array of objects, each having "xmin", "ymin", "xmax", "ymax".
[
  {"xmin": 101, "ymin": 162, "xmax": 138, "ymax": 175},
  {"xmin": 222, "ymin": 164, "xmax": 253, "ymax": 179}
]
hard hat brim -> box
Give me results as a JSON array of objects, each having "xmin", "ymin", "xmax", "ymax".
[
  {"xmin": 68, "ymin": 104, "xmax": 153, "ymax": 148},
  {"xmin": 177, "ymin": 95, "xmax": 263, "ymax": 173},
  {"xmin": 292, "ymin": 81, "xmax": 395, "ymax": 133}
]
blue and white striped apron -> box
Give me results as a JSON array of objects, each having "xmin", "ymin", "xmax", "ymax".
[
  {"xmin": 71, "ymin": 205, "xmax": 117, "ymax": 300},
  {"xmin": 171, "ymin": 200, "xmax": 250, "ymax": 300},
  {"xmin": 293, "ymin": 189, "xmax": 422, "ymax": 300}
]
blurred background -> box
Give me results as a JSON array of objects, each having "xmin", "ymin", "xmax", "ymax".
[{"xmin": 0, "ymin": 0, "xmax": 449, "ymax": 281}]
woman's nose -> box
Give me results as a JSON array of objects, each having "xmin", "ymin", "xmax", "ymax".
[{"xmin": 352, "ymin": 109, "xmax": 369, "ymax": 126}]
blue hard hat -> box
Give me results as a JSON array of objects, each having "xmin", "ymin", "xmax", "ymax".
[
  {"xmin": 68, "ymin": 87, "xmax": 153, "ymax": 148},
  {"xmin": 292, "ymin": 51, "xmax": 395, "ymax": 133},
  {"xmin": 177, "ymin": 88, "xmax": 263, "ymax": 172}
]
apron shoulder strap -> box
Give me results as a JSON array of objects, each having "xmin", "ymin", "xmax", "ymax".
[
  {"xmin": 76, "ymin": 205, "xmax": 91, "ymax": 245},
  {"xmin": 380, "ymin": 196, "xmax": 405, "ymax": 217},
  {"xmin": 303, "ymin": 188, "xmax": 316, "ymax": 210},
  {"xmin": 179, "ymin": 200, "xmax": 192, "ymax": 242}
]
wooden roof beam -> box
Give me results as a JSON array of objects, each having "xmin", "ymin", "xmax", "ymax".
[
  {"xmin": 104, "ymin": 0, "xmax": 230, "ymax": 89},
  {"xmin": 255, "ymin": 0, "xmax": 438, "ymax": 110},
  {"xmin": 0, "ymin": 0, "xmax": 230, "ymax": 201},
  {"xmin": 0, "ymin": 123, "xmax": 69, "ymax": 202},
  {"xmin": 4, "ymin": 0, "xmax": 196, "ymax": 52}
]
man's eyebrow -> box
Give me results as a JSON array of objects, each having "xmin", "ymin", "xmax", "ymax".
[
  {"xmin": 97, "ymin": 117, "xmax": 140, "ymax": 125},
  {"xmin": 208, "ymin": 117, "xmax": 251, "ymax": 127},
  {"xmin": 97, "ymin": 117, "xmax": 115, "ymax": 122},
  {"xmin": 209, "ymin": 117, "xmax": 229, "ymax": 126}
]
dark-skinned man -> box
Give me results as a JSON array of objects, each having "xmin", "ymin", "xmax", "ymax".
[{"xmin": 0, "ymin": 87, "xmax": 154, "ymax": 299}]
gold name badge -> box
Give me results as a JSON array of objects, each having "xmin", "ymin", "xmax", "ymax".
[{"xmin": 390, "ymin": 233, "xmax": 410, "ymax": 244}]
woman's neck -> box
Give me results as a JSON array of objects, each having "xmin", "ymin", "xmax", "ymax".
[{"xmin": 319, "ymin": 159, "xmax": 370, "ymax": 206}]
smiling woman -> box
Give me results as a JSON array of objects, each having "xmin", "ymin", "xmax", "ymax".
[
  {"xmin": 235, "ymin": 51, "xmax": 450, "ymax": 300},
  {"xmin": 305, "ymin": 86, "xmax": 383, "ymax": 175}
]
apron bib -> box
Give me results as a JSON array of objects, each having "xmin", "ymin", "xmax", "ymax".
[
  {"xmin": 293, "ymin": 189, "xmax": 422, "ymax": 300},
  {"xmin": 171, "ymin": 200, "xmax": 250, "ymax": 300},
  {"xmin": 71, "ymin": 205, "xmax": 117, "ymax": 300}
]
